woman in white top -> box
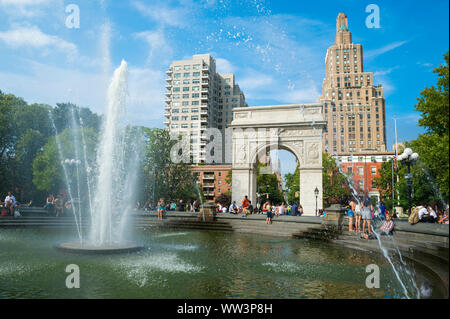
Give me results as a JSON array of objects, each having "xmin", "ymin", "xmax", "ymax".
[{"xmin": 354, "ymin": 201, "xmax": 362, "ymax": 232}]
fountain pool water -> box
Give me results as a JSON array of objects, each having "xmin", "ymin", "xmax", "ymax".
[{"xmin": 1, "ymin": 228, "xmax": 446, "ymax": 298}]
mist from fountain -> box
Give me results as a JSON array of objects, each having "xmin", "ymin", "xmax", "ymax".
[
  {"xmin": 332, "ymin": 155, "xmax": 421, "ymax": 298},
  {"xmin": 49, "ymin": 60, "xmax": 145, "ymax": 253}
]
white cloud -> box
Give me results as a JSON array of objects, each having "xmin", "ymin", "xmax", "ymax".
[
  {"xmin": 216, "ymin": 57, "xmax": 235, "ymax": 74},
  {"xmin": 0, "ymin": 0, "xmax": 57, "ymax": 18},
  {"xmin": 237, "ymin": 68, "xmax": 319, "ymax": 105},
  {"xmin": 365, "ymin": 41, "xmax": 408, "ymax": 59},
  {"xmin": 134, "ymin": 29, "xmax": 173, "ymax": 65},
  {"xmin": 238, "ymin": 71, "xmax": 274, "ymax": 91},
  {"xmin": 0, "ymin": 0, "xmax": 52, "ymax": 4},
  {"xmin": 373, "ymin": 66, "xmax": 400, "ymax": 77},
  {"xmin": 0, "ymin": 59, "xmax": 166, "ymax": 128},
  {"xmin": 127, "ymin": 66, "xmax": 166, "ymax": 125},
  {"xmin": 132, "ymin": 1, "xmax": 188, "ymax": 28},
  {"xmin": 0, "ymin": 26, "xmax": 77, "ymax": 58}
]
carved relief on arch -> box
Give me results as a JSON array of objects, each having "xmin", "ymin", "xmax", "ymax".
[{"xmin": 305, "ymin": 142, "xmax": 320, "ymax": 165}]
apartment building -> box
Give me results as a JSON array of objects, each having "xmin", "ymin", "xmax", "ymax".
[
  {"xmin": 319, "ymin": 12, "xmax": 387, "ymax": 155},
  {"xmin": 334, "ymin": 152, "xmax": 394, "ymax": 202},
  {"xmin": 191, "ymin": 164, "xmax": 232, "ymax": 202},
  {"xmin": 164, "ymin": 54, "xmax": 247, "ymax": 163}
]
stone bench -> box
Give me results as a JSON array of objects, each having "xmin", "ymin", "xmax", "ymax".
[{"xmin": 15, "ymin": 206, "xmax": 52, "ymax": 216}]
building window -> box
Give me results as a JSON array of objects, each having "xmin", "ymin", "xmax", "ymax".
[
  {"xmin": 358, "ymin": 167, "xmax": 364, "ymax": 175},
  {"xmin": 371, "ymin": 167, "xmax": 377, "ymax": 175}
]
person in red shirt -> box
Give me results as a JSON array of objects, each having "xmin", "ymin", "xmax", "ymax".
[{"xmin": 242, "ymin": 196, "xmax": 250, "ymax": 215}]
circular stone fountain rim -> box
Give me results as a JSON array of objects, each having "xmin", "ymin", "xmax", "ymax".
[{"xmin": 54, "ymin": 241, "xmax": 145, "ymax": 254}]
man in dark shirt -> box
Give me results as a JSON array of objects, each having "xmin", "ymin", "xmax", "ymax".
[{"xmin": 178, "ymin": 199, "xmax": 185, "ymax": 212}]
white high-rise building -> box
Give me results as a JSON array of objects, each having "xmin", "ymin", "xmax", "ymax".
[{"xmin": 164, "ymin": 54, "xmax": 247, "ymax": 163}]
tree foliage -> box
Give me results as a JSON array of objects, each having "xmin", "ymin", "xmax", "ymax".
[
  {"xmin": 256, "ymin": 162, "xmax": 284, "ymax": 205},
  {"xmin": 322, "ymin": 153, "xmax": 351, "ymax": 206},
  {"xmin": 0, "ymin": 91, "xmax": 101, "ymax": 204},
  {"xmin": 411, "ymin": 51, "xmax": 449, "ymax": 200},
  {"xmin": 284, "ymin": 164, "xmax": 300, "ymax": 204},
  {"xmin": 141, "ymin": 128, "xmax": 198, "ymax": 204},
  {"xmin": 32, "ymin": 127, "xmax": 98, "ymax": 194}
]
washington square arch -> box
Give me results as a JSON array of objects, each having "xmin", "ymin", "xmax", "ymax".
[{"xmin": 230, "ymin": 103, "xmax": 326, "ymax": 216}]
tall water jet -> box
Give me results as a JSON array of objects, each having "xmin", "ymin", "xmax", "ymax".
[
  {"xmin": 90, "ymin": 59, "xmax": 127, "ymax": 246},
  {"xmin": 56, "ymin": 60, "xmax": 144, "ymax": 253}
]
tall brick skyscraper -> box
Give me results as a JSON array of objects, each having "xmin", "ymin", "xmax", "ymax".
[{"xmin": 319, "ymin": 12, "xmax": 387, "ymax": 154}]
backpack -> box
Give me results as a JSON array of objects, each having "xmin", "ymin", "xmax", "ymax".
[{"xmin": 408, "ymin": 207, "xmax": 420, "ymax": 225}]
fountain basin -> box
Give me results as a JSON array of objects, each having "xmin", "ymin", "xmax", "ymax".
[{"xmin": 54, "ymin": 241, "xmax": 144, "ymax": 254}]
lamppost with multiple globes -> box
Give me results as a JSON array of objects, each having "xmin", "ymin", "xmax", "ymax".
[{"xmin": 397, "ymin": 148, "xmax": 419, "ymax": 215}]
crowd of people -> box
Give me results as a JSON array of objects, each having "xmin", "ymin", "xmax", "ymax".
[
  {"xmin": 3, "ymin": 190, "xmax": 449, "ymax": 229},
  {"xmin": 214, "ymin": 196, "xmax": 304, "ymax": 225},
  {"xmin": 344, "ymin": 199, "xmax": 449, "ymax": 240},
  {"xmin": 0, "ymin": 191, "xmax": 33, "ymax": 217}
]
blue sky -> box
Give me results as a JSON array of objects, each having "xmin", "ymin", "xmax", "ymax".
[{"xmin": 0, "ymin": 0, "xmax": 448, "ymax": 176}]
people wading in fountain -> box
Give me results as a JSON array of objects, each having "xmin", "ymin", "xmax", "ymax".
[
  {"xmin": 361, "ymin": 200, "xmax": 373, "ymax": 234},
  {"xmin": 348, "ymin": 199, "xmax": 356, "ymax": 232},
  {"xmin": 354, "ymin": 200, "xmax": 362, "ymax": 232}
]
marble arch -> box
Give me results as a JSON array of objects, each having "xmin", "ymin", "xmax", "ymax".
[{"xmin": 230, "ymin": 103, "xmax": 326, "ymax": 215}]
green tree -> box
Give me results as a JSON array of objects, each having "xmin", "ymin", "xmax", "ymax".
[
  {"xmin": 411, "ymin": 51, "xmax": 449, "ymax": 200},
  {"xmin": 141, "ymin": 128, "xmax": 198, "ymax": 204},
  {"xmin": 322, "ymin": 153, "xmax": 351, "ymax": 206},
  {"xmin": 32, "ymin": 127, "xmax": 98, "ymax": 194},
  {"xmin": 374, "ymin": 148, "xmax": 443, "ymax": 211},
  {"xmin": 256, "ymin": 162, "xmax": 284, "ymax": 205},
  {"xmin": 284, "ymin": 163, "xmax": 300, "ymax": 204}
]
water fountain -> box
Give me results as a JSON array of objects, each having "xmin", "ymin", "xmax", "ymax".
[{"xmin": 54, "ymin": 60, "xmax": 144, "ymax": 254}]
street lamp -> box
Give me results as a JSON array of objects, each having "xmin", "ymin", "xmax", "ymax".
[
  {"xmin": 398, "ymin": 148, "xmax": 419, "ymax": 215},
  {"xmin": 314, "ymin": 187, "xmax": 319, "ymax": 216}
]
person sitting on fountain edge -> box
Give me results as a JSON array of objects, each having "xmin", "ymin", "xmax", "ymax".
[{"xmin": 361, "ymin": 214, "xmax": 394, "ymax": 240}]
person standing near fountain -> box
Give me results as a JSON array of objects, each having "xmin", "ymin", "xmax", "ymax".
[
  {"xmin": 361, "ymin": 200, "xmax": 373, "ymax": 234},
  {"xmin": 348, "ymin": 199, "xmax": 356, "ymax": 232},
  {"xmin": 157, "ymin": 200, "xmax": 164, "ymax": 220},
  {"xmin": 264, "ymin": 201, "xmax": 273, "ymax": 224},
  {"xmin": 354, "ymin": 200, "xmax": 362, "ymax": 232}
]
